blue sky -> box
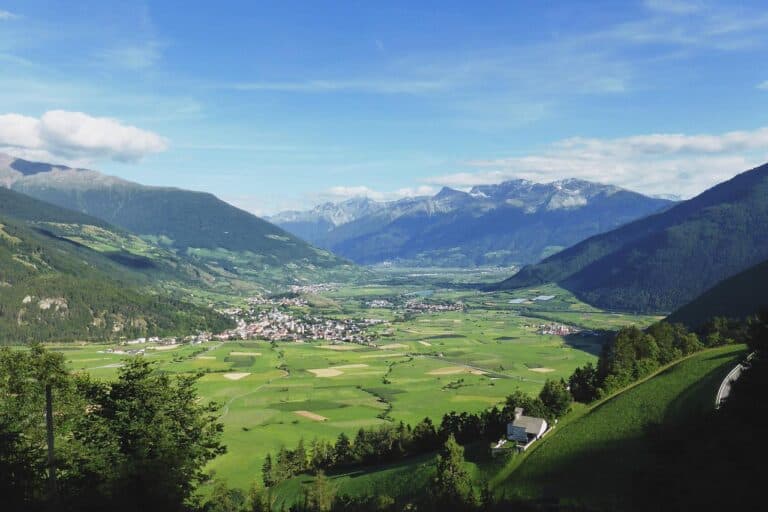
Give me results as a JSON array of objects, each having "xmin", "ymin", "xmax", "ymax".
[{"xmin": 1, "ymin": 0, "xmax": 768, "ymax": 214}]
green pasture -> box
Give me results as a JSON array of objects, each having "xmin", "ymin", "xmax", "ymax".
[
  {"xmin": 44, "ymin": 278, "xmax": 660, "ymax": 492},
  {"xmin": 270, "ymin": 344, "xmax": 745, "ymax": 509},
  {"xmin": 493, "ymin": 344, "xmax": 746, "ymax": 507}
]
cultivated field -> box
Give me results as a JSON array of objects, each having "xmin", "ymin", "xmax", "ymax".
[{"xmin": 49, "ymin": 273, "xmax": 660, "ymax": 491}]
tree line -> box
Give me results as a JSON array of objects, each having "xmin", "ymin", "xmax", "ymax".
[
  {"xmin": 260, "ymin": 379, "xmax": 572, "ymax": 487},
  {"xmin": 567, "ymin": 317, "xmax": 751, "ymax": 403}
]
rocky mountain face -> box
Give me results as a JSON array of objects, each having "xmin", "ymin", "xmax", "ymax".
[{"xmin": 272, "ymin": 179, "xmax": 672, "ymax": 267}]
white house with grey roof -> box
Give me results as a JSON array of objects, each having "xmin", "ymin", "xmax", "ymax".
[{"xmin": 506, "ymin": 407, "xmax": 548, "ymax": 450}]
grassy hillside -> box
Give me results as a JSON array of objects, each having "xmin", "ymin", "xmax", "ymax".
[
  {"xmin": 668, "ymin": 258, "xmax": 768, "ymax": 327},
  {"xmin": 494, "ymin": 345, "xmax": 745, "ymax": 508},
  {"xmin": 496, "ymin": 162, "xmax": 768, "ymax": 313},
  {"xmin": 262, "ymin": 345, "xmax": 744, "ymax": 509}
]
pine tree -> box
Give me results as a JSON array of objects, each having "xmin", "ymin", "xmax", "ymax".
[
  {"xmin": 247, "ymin": 480, "xmax": 269, "ymax": 512},
  {"xmin": 431, "ymin": 434, "xmax": 475, "ymax": 510},
  {"xmin": 262, "ymin": 453, "xmax": 274, "ymax": 487},
  {"xmin": 306, "ymin": 471, "xmax": 335, "ymax": 512}
]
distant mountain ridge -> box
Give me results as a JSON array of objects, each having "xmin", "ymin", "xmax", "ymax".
[
  {"xmin": 271, "ymin": 179, "xmax": 673, "ymax": 267},
  {"xmin": 0, "ymin": 153, "xmax": 360, "ymax": 291},
  {"xmin": 495, "ymin": 162, "xmax": 768, "ymax": 314}
]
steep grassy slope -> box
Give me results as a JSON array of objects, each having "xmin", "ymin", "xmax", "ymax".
[
  {"xmin": 496, "ymin": 163, "xmax": 768, "ymax": 313},
  {"xmin": 495, "ymin": 345, "xmax": 745, "ymax": 508},
  {"xmin": 668, "ymin": 258, "xmax": 768, "ymax": 327}
]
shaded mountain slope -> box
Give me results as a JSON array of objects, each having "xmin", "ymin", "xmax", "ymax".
[
  {"xmin": 496, "ymin": 163, "xmax": 768, "ymax": 313},
  {"xmin": 668, "ymin": 258, "xmax": 768, "ymax": 327}
]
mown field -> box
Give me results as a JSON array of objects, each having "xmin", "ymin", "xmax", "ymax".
[{"xmin": 48, "ymin": 275, "xmax": 659, "ymax": 492}]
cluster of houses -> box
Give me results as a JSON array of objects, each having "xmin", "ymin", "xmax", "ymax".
[
  {"xmin": 214, "ymin": 308, "xmax": 376, "ymax": 343},
  {"xmin": 245, "ymin": 295, "xmax": 309, "ymax": 308},
  {"xmin": 123, "ymin": 333, "xmax": 212, "ymax": 346},
  {"xmin": 288, "ymin": 283, "xmax": 338, "ymax": 294},
  {"xmin": 537, "ymin": 323, "xmax": 581, "ymax": 336},
  {"xmin": 366, "ymin": 299, "xmax": 394, "ymax": 308},
  {"xmin": 404, "ymin": 299, "xmax": 465, "ymax": 313}
]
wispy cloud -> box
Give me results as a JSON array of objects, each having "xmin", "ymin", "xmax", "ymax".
[
  {"xmin": 0, "ymin": 9, "xmax": 18, "ymax": 20},
  {"xmin": 97, "ymin": 40, "xmax": 164, "ymax": 70},
  {"xmin": 758, "ymin": 80, "xmax": 768, "ymax": 90},
  {"xmin": 224, "ymin": 78, "xmax": 449, "ymax": 95},
  {"xmin": 0, "ymin": 110, "xmax": 168, "ymax": 164},
  {"xmin": 422, "ymin": 127, "xmax": 768, "ymax": 198},
  {"xmin": 643, "ymin": 0, "xmax": 703, "ymax": 15},
  {"xmin": 599, "ymin": 1, "xmax": 768, "ymax": 50}
]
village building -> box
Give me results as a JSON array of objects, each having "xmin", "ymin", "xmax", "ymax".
[{"xmin": 507, "ymin": 407, "xmax": 548, "ymax": 451}]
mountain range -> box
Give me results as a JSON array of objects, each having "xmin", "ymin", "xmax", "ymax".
[
  {"xmin": 496, "ymin": 162, "xmax": 768, "ymax": 314},
  {"xmin": 1, "ymin": 153, "xmax": 360, "ymax": 292},
  {"xmin": 270, "ymin": 179, "xmax": 673, "ymax": 267}
]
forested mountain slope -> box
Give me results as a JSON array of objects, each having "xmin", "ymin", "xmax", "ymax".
[
  {"xmin": 2, "ymin": 153, "xmax": 359, "ymax": 289},
  {"xmin": 495, "ymin": 162, "xmax": 768, "ymax": 313},
  {"xmin": 668, "ymin": 258, "xmax": 768, "ymax": 327},
  {"xmin": 0, "ymin": 212, "xmax": 231, "ymax": 342}
]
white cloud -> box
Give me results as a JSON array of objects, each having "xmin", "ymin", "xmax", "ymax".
[
  {"xmin": 0, "ymin": 10, "xmax": 18, "ymax": 20},
  {"xmin": 325, "ymin": 186, "xmax": 387, "ymax": 201},
  {"xmin": 758, "ymin": 81, "xmax": 768, "ymax": 90},
  {"xmin": 0, "ymin": 110, "xmax": 168, "ymax": 163},
  {"xmin": 554, "ymin": 128, "xmax": 768, "ymax": 156},
  {"xmin": 394, "ymin": 185, "xmax": 439, "ymax": 198},
  {"xmin": 424, "ymin": 127, "xmax": 768, "ymax": 199}
]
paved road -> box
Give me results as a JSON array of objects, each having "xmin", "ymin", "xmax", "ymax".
[{"xmin": 715, "ymin": 353, "xmax": 754, "ymax": 409}]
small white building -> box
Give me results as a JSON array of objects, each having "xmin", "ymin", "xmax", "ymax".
[{"xmin": 507, "ymin": 407, "xmax": 548, "ymax": 450}]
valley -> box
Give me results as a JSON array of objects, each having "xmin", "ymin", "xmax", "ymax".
[
  {"xmin": 3, "ymin": 5, "xmax": 767, "ymax": 510},
  {"xmin": 40, "ymin": 268, "xmax": 659, "ymax": 491}
]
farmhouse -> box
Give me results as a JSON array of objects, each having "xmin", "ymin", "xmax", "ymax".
[{"xmin": 507, "ymin": 407, "xmax": 548, "ymax": 450}]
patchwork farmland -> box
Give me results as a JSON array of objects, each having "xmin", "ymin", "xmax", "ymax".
[{"xmin": 50, "ymin": 275, "xmax": 660, "ymax": 490}]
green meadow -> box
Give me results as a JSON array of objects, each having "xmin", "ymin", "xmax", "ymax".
[
  {"xmin": 492, "ymin": 344, "xmax": 746, "ymax": 507},
  {"xmin": 46, "ymin": 276, "xmax": 660, "ymax": 491},
  {"xmin": 268, "ymin": 344, "xmax": 744, "ymax": 510}
]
